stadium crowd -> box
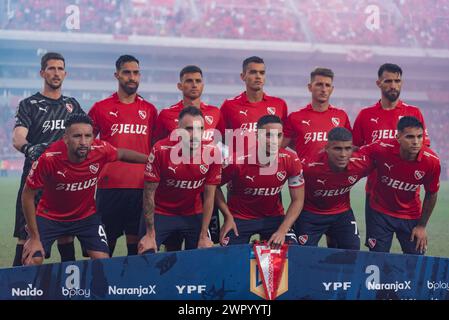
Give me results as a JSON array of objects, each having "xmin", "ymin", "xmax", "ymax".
[{"xmin": 3, "ymin": 0, "xmax": 449, "ymax": 48}]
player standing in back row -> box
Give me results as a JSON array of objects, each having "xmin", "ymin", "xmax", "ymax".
[
  {"xmin": 282, "ymin": 67, "xmax": 352, "ymax": 161},
  {"xmin": 282, "ymin": 67, "xmax": 352, "ymax": 248},
  {"xmin": 352, "ymin": 63, "xmax": 430, "ymax": 246},
  {"xmin": 219, "ymin": 56, "xmax": 288, "ymax": 137},
  {"xmin": 88, "ymin": 55, "xmax": 158, "ymax": 256},
  {"xmin": 12, "ymin": 52, "xmax": 84, "ymax": 266},
  {"xmin": 153, "ymin": 65, "xmax": 222, "ymax": 249}
]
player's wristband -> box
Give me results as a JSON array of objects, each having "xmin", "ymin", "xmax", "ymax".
[{"xmin": 20, "ymin": 143, "xmax": 31, "ymax": 155}]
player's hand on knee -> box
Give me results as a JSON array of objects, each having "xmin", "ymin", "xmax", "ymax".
[
  {"xmin": 22, "ymin": 238, "xmax": 45, "ymax": 265},
  {"xmin": 137, "ymin": 234, "xmax": 157, "ymax": 254}
]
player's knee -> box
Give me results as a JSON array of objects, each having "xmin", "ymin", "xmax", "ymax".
[
  {"xmin": 88, "ymin": 251, "xmax": 109, "ymax": 260},
  {"xmin": 27, "ymin": 257, "xmax": 44, "ymax": 266}
]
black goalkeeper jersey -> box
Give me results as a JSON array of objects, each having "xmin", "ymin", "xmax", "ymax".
[{"xmin": 14, "ymin": 92, "xmax": 84, "ymax": 167}]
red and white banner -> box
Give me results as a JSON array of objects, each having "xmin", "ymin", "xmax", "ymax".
[{"xmin": 253, "ymin": 242, "xmax": 288, "ymax": 300}]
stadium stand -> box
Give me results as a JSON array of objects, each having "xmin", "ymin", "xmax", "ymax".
[{"xmin": 2, "ymin": 0, "xmax": 449, "ymax": 48}]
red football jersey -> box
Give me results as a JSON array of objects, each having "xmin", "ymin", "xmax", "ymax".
[
  {"xmin": 360, "ymin": 140, "xmax": 440, "ymax": 219},
  {"xmin": 153, "ymin": 100, "xmax": 223, "ymax": 142},
  {"xmin": 219, "ymin": 91, "xmax": 288, "ymax": 133},
  {"xmin": 284, "ymin": 104, "xmax": 352, "ymax": 160},
  {"xmin": 26, "ymin": 139, "xmax": 118, "ymax": 221},
  {"xmin": 144, "ymin": 138, "xmax": 222, "ymax": 216},
  {"xmin": 88, "ymin": 93, "xmax": 158, "ymax": 189},
  {"xmin": 302, "ymin": 151, "xmax": 373, "ymax": 215},
  {"xmin": 352, "ymin": 100, "xmax": 430, "ymax": 194},
  {"xmin": 221, "ymin": 147, "xmax": 304, "ymax": 220}
]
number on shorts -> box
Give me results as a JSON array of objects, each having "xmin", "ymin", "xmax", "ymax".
[
  {"xmin": 350, "ymin": 221, "xmax": 359, "ymax": 236},
  {"xmin": 98, "ymin": 225, "xmax": 108, "ymax": 244}
]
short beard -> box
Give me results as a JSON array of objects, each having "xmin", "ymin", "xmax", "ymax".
[
  {"xmin": 384, "ymin": 90, "xmax": 400, "ymax": 102},
  {"xmin": 75, "ymin": 149, "xmax": 89, "ymax": 160},
  {"xmin": 120, "ymin": 83, "xmax": 138, "ymax": 95},
  {"xmin": 46, "ymin": 80, "xmax": 62, "ymax": 90}
]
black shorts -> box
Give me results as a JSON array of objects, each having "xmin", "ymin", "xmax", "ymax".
[
  {"xmin": 35, "ymin": 213, "xmax": 109, "ymax": 259},
  {"xmin": 365, "ymin": 205, "xmax": 422, "ymax": 255},
  {"xmin": 14, "ymin": 163, "xmax": 42, "ymax": 240},
  {"xmin": 223, "ymin": 216, "xmax": 284, "ymax": 245},
  {"xmin": 163, "ymin": 205, "xmax": 221, "ymax": 247},
  {"xmin": 96, "ymin": 188, "xmax": 142, "ymax": 242},
  {"xmin": 294, "ymin": 209, "xmax": 360, "ymax": 250},
  {"xmin": 139, "ymin": 213, "xmax": 203, "ymax": 250}
]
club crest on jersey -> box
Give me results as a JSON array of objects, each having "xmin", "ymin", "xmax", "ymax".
[
  {"xmin": 348, "ymin": 175, "xmax": 358, "ymax": 184},
  {"xmin": 414, "ymin": 170, "xmax": 425, "ymax": 180},
  {"xmin": 267, "ymin": 107, "xmax": 276, "ymax": 115},
  {"xmin": 204, "ymin": 115, "xmax": 214, "ymax": 125},
  {"xmin": 65, "ymin": 103, "xmax": 73, "ymax": 113},
  {"xmin": 148, "ymin": 152, "xmax": 155, "ymax": 163},
  {"xmin": 298, "ymin": 235, "xmax": 308, "ymax": 245},
  {"xmin": 199, "ymin": 164, "xmax": 209, "ymax": 174},
  {"xmin": 138, "ymin": 110, "xmax": 147, "ymax": 120},
  {"xmin": 368, "ymin": 238, "xmax": 377, "ymax": 249},
  {"xmin": 276, "ymin": 171, "xmax": 286, "ymax": 181},
  {"xmin": 331, "ymin": 117, "xmax": 340, "ymax": 127},
  {"xmin": 89, "ymin": 163, "xmax": 99, "ymax": 174}
]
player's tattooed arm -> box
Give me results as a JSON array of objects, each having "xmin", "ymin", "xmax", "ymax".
[
  {"xmin": 143, "ymin": 181, "xmax": 158, "ymax": 231},
  {"xmin": 139, "ymin": 181, "xmax": 159, "ymax": 254}
]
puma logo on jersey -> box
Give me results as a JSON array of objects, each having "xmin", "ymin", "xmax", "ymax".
[
  {"xmin": 168, "ymin": 166, "xmax": 177, "ymax": 174},
  {"xmin": 301, "ymin": 120, "xmax": 311, "ymax": 126},
  {"xmin": 317, "ymin": 179, "xmax": 326, "ymax": 185},
  {"xmin": 57, "ymin": 170, "xmax": 67, "ymax": 178},
  {"xmin": 239, "ymin": 110, "xmax": 248, "ymax": 116},
  {"xmin": 109, "ymin": 111, "xmax": 118, "ymax": 117},
  {"xmin": 38, "ymin": 107, "xmax": 48, "ymax": 112},
  {"xmin": 370, "ymin": 118, "xmax": 379, "ymax": 123},
  {"xmin": 245, "ymin": 175, "xmax": 255, "ymax": 182},
  {"xmin": 384, "ymin": 163, "xmax": 394, "ymax": 171}
]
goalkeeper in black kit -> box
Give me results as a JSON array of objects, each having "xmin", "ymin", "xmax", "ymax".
[{"xmin": 11, "ymin": 52, "xmax": 84, "ymax": 266}]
